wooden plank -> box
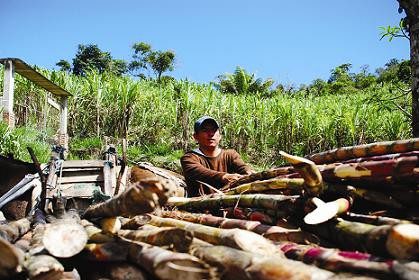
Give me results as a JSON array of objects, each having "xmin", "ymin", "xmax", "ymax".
[
  {"xmin": 2, "ymin": 60, "xmax": 14, "ymax": 115},
  {"xmin": 47, "ymin": 183, "xmax": 101, "ymax": 198},
  {"xmin": 62, "ymin": 160, "xmax": 106, "ymax": 169},
  {"xmin": 62, "ymin": 168, "xmax": 103, "ymax": 173},
  {"xmin": 0, "ymin": 58, "xmax": 71, "ymax": 97},
  {"xmin": 59, "ymin": 97, "xmax": 68, "ymax": 150},
  {"xmin": 2, "ymin": 60, "xmax": 15, "ymax": 128},
  {"xmin": 47, "ymin": 97, "xmax": 60, "ymax": 110},
  {"xmin": 57, "ymin": 174, "xmax": 104, "ymax": 184}
]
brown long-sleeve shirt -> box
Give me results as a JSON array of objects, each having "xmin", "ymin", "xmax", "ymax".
[{"xmin": 180, "ymin": 149, "xmax": 253, "ymax": 197}]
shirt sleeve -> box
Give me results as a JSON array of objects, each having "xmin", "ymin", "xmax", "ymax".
[
  {"xmin": 227, "ymin": 149, "xmax": 254, "ymax": 175},
  {"xmin": 180, "ymin": 152, "xmax": 226, "ymax": 187}
]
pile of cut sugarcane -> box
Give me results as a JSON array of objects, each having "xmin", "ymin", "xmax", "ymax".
[{"xmin": 1, "ymin": 139, "xmax": 418, "ymax": 279}]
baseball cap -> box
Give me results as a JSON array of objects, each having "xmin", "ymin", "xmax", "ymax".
[{"xmin": 194, "ymin": 116, "xmax": 219, "ymax": 132}]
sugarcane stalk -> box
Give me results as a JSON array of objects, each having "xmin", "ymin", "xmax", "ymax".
[
  {"xmin": 107, "ymin": 263, "xmax": 147, "ymax": 280},
  {"xmin": 387, "ymin": 189, "xmax": 419, "ymax": 207},
  {"xmin": 224, "ymin": 206, "xmax": 288, "ymax": 228},
  {"xmin": 227, "ymin": 207, "xmax": 273, "ymax": 224},
  {"xmin": 0, "ymin": 217, "xmax": 31, "ymax": 242},
  {"xmin": 80, "ymin": 219, "xmax": 114, "ymax": 243},
  {"xmin": 190, "ymin": 243, "xmax": 335, "ymax": 280},
  {"xmin": 344, "ymin": 212, "xmax": 410, "ymax": 226},
  {"xmin": 0, "ymin": 237, "xmax": 24, "ymax": 278},
  {"xmin": 118, "ymin": 226, "xmax": 193, "ymax": 252},
  {"xmin": 82, "ymin": 262, "xmax": 147, "ymax": 280},
  {"xmin": 278, "ymin": 241, "xmax": 397, "ymax": 277},
  {"xmin": 325, "ymin": 183, "xmax": 404, "ymax": 209},
  {"xmin": 22, "ymin": 213, "xmax": 65, "ymax": 280},
  {"xmin": 100, "ymin": 217, "xmax": 122, "ymax": 234},
  {"xmin": 146, "ymin": 214, "xmax": 280, "ymax": 257},
  {"xmin": 307, "ymin": 138, "xmax": 419, "ymax": 164},
  {"xmin": 191, "ymin": 237, "xmax": 214, "ymax": 247},
  {"xmin": 14, "ymin": 230, "xmax": 32, "ymax": 252},
  {"xmin": 29, "ymin": 224, "xmax": 47, "ymax": 255},
  {"xmin": 223, "ymin": 206, "xmax": 299, "ymax": 229},
  {"xmin": 24, "ymin": 255, "xmax": 64, "ymax": 280},
  {"xmin": 305, "ymin": 218, "xmax": 419, "ymax": 260},
  {"xmin": 320, "ymin": 156, "xmax": 418, "ymax": 184},
  {"xmin": 167, "ymin": 194, "xmax": 301, "ymax": 213},
  {"xmin": 134, "ymin": 162, "xmax": 187, "ymax": 189},
  {"xmin": 343, "ymin": 151, "xmax": 419, "ymax": 163},
  {"xmin": 83, "ymin": 241, "xmax": 129, "ymax": 262},
  {"xmin": 161, "ymin": 210, "xmax": 318, "ymax": 244},
  {"xmin": 306, "ymin": 219, "xmax": 389, "ymax": 255},
  {"xmin": 279, "ymin": 151, "xmax": 324, "ymax": 195},
  {"xmin": 83, "ymin": 178, "xmax": 176, "ymax": 219},
  {"xmin": 120, "ymin": 215, "xmax": 151, "ymax": 229},
  {"xmin": 121, "ymin": 237, "xmax": 215, "ymax": 280},
  {"xmin": 392, "ymin": 261, "xmax": 419, "ymax": 280},
  {"xmin": 61, "ymin": 269, "xmax": 81, "ymax": 280},
  {"xmin": 223, "ymin": 178, "xmax": 305, "ymax": 195},
  {"xmin": 222, "ymin": 166, "xmax": 295, "ymax": 190}
]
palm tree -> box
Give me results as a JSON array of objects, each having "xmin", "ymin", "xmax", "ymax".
[{"xmin": 215, "ymin": 66, "xmax": 274, "ymax": 95}]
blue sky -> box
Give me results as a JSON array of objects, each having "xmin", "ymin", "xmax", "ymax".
[{"xmin": 0, "ymin": 0, "xmax": 409, "ymax": 86}]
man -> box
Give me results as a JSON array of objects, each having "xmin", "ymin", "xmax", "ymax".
[{"xmin": 181, "ymin": 116, "xmax": 254, "ymax": 197}]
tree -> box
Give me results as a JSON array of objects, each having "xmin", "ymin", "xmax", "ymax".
[
  {"xmin": 328, "ymin": 63, "xmax": 352, "ymax": 83},
  {"xmin": 56, "ymin": 59, "xmax": 71, "ymax": 72},
  {"xmin": 129, "ymin": 42, "xmax": 176, "ymax": 82},
  {"xmin": 398, "ymin": 59, "xmax": 412, "ymax": 84},
  {"xmin": 376, "ymin": 58, "xmax": 411, "ymax": 84},
  {"xmin": 57, "ymin": 44, "xmax": 128, "ymax": 77},
  {"xmin": 353, "ymin": 65, "xmax": 376, "ymax": 89},
  {"xmin": 72, "ymin": 44, "xmax": 113, "ymax": 76},
  {"xmin": 129, "ymin": 42, "xmax": 152, "ymax": 77},
  {"xmin": 327, "ymin": 64, "xmax": 356, "ymax": 94},
  {"xmin": 148, "ymin": 51, "xmax": 175, "ymax": 82},
  {"xmin": 309, "ymin": 79, "xmax": 328, "ymax": 96},
  {"xmin": 383, "ymin": 1, "xmax": 419, "ymax": 136},
  {"xmin": 109, "ymin": 59, "xmax": 129, "ymax": 76},
  {"xmin": 214, "ymin": 66, "xmax": 274, "ymax": 95}
]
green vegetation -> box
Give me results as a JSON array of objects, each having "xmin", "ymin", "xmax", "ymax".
[
  {"xmin": 56, "ymin": 42, "xmax": 175, "ymax": 82},
  {"xmin": 57, "ymin": 44, "xmax": 128, "ymax": 76},
  {"xmin": 0, "ymin": 122, "xmax": 52, "ymax": 163},
  {"xmin": 214, "ymin": 66, "xmax": 274, "ymax": 96},
  {"xmin": 0, "ymin": 58, "xmax": 412, "ymax": 171},
  {"xmin": 129, "ymin": 42, "xmax": 175, "ymax": 82}
]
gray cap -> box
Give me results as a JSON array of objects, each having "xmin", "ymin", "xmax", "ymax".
[{"xmin": 194, "ymin": 116, "xmax": 219, "ymax": 132}]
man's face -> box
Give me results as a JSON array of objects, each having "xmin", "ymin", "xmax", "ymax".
[{"xmin": 193, "ymin": 121, "xmax": 221, "ymax": 149}]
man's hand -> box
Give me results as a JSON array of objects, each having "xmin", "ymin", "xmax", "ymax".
[{"xmin": 221, "ymin": 173, "xmax": 243, "ymax": 184}]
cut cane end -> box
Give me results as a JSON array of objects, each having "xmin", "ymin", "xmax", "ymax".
[
  {"xmin": 386, "ymin": 223, "xmax": 419, "ymax": 261},
  {"xmin": 43, "ymin": 223, "xmax": 88, "ymax": 258},
  {"xmin": 304, "ymin": 200, "xmax": 339, "ymax": 225}
]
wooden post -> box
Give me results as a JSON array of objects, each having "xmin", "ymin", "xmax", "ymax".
[
  {"xmin": 59, "ymin": 96, "xmax": 68, "ymax": 152},
  {"xmin": 2, "ymin": 60, "xmax": 15, "ymax": 128},
  {"xmin": 103, "ymin": 160, "xmax": 114, "ymax": 196}
]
